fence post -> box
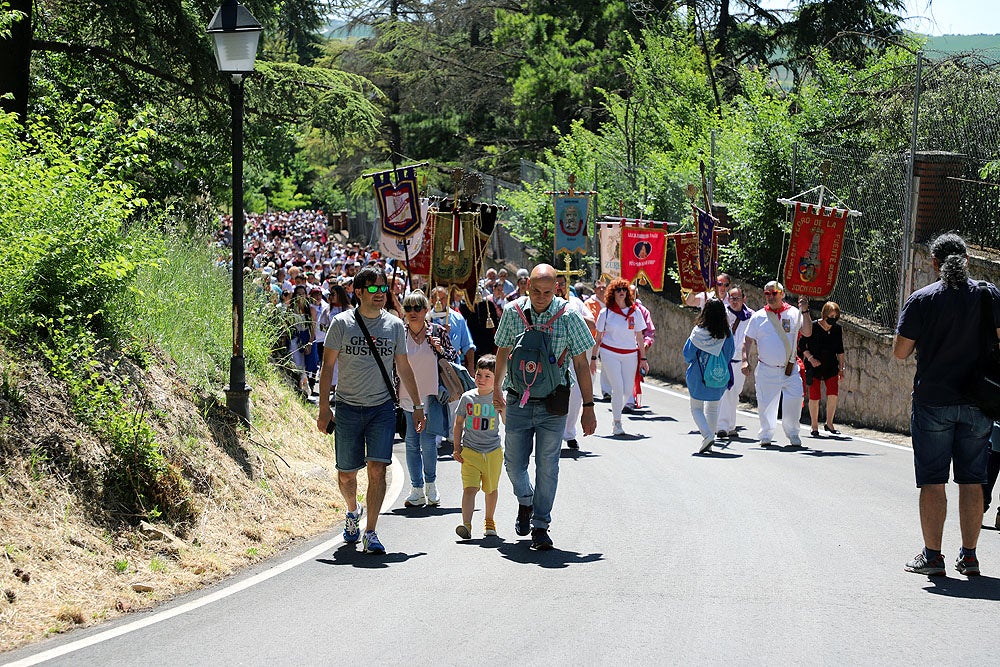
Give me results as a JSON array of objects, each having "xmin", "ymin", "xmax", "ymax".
[{"xmin": 899, "ymin": 52, "xmax": 923, "ymax": 315}]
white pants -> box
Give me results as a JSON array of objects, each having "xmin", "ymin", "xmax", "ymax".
[
  {"xmin": 599, "ymin": 360, "xmax": 612, "ymax": 397},
  {"xmin": 716, "ymin": 361, "xmax": 745, "ymax": 434},
  {"xmin": 600, "ymin": 349, "xmax": 637, "ymax": 421},
  {"xmin": 690, "ymin": 398, "xmax": 720, "ymax": 439},
  {"xmin": 563, "ymin": 365, "xmax": 582, "ymax": 440},
  {"xmin": 754, "ymin": 363, "xmax": 803, "ymax": 442}
]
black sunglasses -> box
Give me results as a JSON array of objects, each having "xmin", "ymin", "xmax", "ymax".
[
  {"xmin": 364, "ymin": 284, "xmax": 389, "ymax": 294},
  {"xmin": 403, "ymin": 305, "xmax": 426, "ymax": 313}
]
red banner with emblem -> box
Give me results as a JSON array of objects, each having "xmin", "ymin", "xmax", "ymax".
[
  {"xmin": 782, "ymin": 202, "xmax": 849, "ymax": 298},
  {"xmin": 620, "ymin": 226, "xmax": 668, "ymax": 291},
  {"xmin": 408, "ymin": 209, "xmax": 436, "ymax": 276},
  {"xmin": 674, "ymin": 230, "xmax": 723, "ymax": 293}
]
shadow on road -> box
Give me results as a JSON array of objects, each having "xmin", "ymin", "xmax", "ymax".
[
  {"xmin": 602, "ymin": 433, "xmax": 648, "ymax": 441},
  {"xmin": 800, "ymin": 449, "xmax": 871, "ymax": 458},
  {"xmin": 627, "ymin": 415, "xmax": 676, "ymax": 422},
  {"xmin": 388, "ymin": 506, "xmax": 463, "ymax": 518},
  {"xmin": 560, "ymin": 449, "xmax": 601, "ymax": 460},
  {"xmin": 924, "ymin": 575, "xmax": 1000, "ymax": 600},
  {"xmin": 692, "ymin": 451, "xmax": 743, "ymax": 459},
  {"xmin": 496, "ymin": 541, "xmax": 604, "ymax": 569},
  {"xmin": 317, "ymin": 543, "xmax": 427, "ymax": 569}
]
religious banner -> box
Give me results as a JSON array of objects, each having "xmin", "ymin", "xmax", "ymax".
[
  {"xmin": 782, "ymin": 202, "xmax": 849, "ymax": 298},
  {"xmin": 372, "ymin": 167, "xmax": 421, "ymax": 241},
  {"xmin": 408, "ymin": 207, "xmax": 436, "ymax": 276},
  {"xmin": 379, "ymin": 198, "xmax": 428, "ymax": 261},
  {"xmin": 675, "ymin": 232, "xmax": 707, "ymax": 293},
  {"xmin": 432, "ymin": 209, "xmax": 478, "ymax": 286},
  {"xmin": 599, "ymin": 222, "xmax": 622, "ymax": 280},
  {"xmin": 554, "ymin": 195, "xmax": 590, "ymax": 255},
  {"xmin": 621, "ymin": 225, "xmax": 668, "ymax": 291},
  {"xmin": 696, "ymin": 207, "xmax": 716, "ymax": 291}
]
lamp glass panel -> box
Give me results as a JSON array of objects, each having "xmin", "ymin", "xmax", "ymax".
[{"xmin": 212, "ymin": 31, "xmax": 261, "ymax": 73}]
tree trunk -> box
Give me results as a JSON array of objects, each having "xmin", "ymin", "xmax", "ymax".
[{"xmin": 0, "ymin": 0, "xmax": 31, "ymax": 124}]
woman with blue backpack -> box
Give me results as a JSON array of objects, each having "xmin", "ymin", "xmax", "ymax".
[{"xmin": 684, "ymin": 299, "xmax": 735, "ymax": 454}]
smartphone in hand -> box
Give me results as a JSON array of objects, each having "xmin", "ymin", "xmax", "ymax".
[{"xmin": 326, "ymin": 419, "xmax": 335, "ymax": 434}]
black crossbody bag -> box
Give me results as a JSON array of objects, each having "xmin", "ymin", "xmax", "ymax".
[
  {"xmin": 965, "ymin": 282, "xmax": 1000, "ymax": 420},
  {"xmin": 354, "ymin": 311, "xmax": 407, "ymax": 439}
]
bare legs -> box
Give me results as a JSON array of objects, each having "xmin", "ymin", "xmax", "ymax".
[{"xmin": 919, "ymin": 483, "xmax": 983, "ymax": 552}]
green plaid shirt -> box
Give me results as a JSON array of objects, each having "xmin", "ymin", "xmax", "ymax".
[{"xmin": 494, "ymin": 296, "xmax": 595, "ymax": 392}]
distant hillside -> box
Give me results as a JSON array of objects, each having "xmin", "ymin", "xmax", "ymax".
[
  {"xmin": 922, "ymin": 33, "xmax": 1000, "ymax": 57},
  {"xmin": 321, "ymin": 19, "xmax": 373, "ymax": 41}
]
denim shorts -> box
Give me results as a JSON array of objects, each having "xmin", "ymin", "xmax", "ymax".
[
  {"xmin": 333, "ymin": 399, "xmax": 395, "ymax": 472},
  {"xmin": 911, "ymin": 401, "xmax": 992, "ymax": 486}
]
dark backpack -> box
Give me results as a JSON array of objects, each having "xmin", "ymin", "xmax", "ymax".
[{"xmin": 508, "ymin": 298, "xmax": 569, "ymax": 406}]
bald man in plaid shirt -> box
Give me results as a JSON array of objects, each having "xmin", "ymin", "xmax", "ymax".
[{"xmin": 493, "ymin": 264, "xmax": 597, "ymax": 551}]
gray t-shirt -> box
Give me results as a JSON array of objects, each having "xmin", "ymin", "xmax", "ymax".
[
  {"xmin": 456, "ymin": 389, "xmax": 501, "ymax": 453},
  {"xmin": 327, "ymin": 309, "xmax": 407, "ymax": 407}
]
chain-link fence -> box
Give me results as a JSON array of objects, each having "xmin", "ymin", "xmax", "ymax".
[{"xmin": 786, "ymin": 144, "xmax": 907, "ymax": 331}]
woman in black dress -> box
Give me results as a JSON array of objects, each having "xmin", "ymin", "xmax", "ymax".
[{"xmin": 799, "ymin": 301, "xmax": 846, "ymax": 436}]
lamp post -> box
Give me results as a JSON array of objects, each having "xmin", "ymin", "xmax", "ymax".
[{"xmin": 208, "ymin": 0, "xmax": 262, "ymax": 423}]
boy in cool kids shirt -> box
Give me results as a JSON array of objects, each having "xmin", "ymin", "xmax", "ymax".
[{"xmin": 453, "ymin": 355, "xmax": 502, "ymax": 539}]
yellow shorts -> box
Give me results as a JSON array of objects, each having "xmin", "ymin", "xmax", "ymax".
[{"xmin": 460, "ymin": 447, "xmax": 503, "ymax": 493}]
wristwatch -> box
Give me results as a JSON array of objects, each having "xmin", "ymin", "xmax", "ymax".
[{"xmin": 414, "ymin": 403, "xmax": 425, "ymax": 411}]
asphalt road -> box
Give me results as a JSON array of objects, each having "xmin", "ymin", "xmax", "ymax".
[{"xmin": 5, "ymin": 379, "xmax": 1000, "ymax": 666}]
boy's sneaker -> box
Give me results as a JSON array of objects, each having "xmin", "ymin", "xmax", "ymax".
[
  {"xmin": 530, "ymin": 527, "xmax": 553, "ymax": 551},
  {"xmin": 362, "ymin": 530, "xmax": 385, "ymax": 554},
  {"xmin": 343, "ymin": 506, "xmax": 364, "ymax": 543},
  {"xmin": 515, "ymin": 504, "xmax": 533, "ymax": 536},
  {"xmin": 698, "ymin": 435, "xmax": 715, "ymax": 454},
  {"xmin": 612, "ymin": 421, "xmax": 625, "ymax": 436},
  {"xmin": 904, "ymin": 552, "xmax": 946, "ymax": 576},
  {"xmin": 956, "ymin": 554, "xmax": 981, "ymax": 576},
  {"xmin": 455, "ymin": 524, "xmax": 472, "ymax": 540},
  {"xmin": 484, "ymin": 519, "xmax": 498, "ymax": 537}
]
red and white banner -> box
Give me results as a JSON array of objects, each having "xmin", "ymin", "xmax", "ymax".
[
  {"xmin": 782, "ymin": 202, "xmax": 849, "ymax": 298},
  {"xmin": 599, "ymin": 223, "xmax": 622, "ymax": 280},
  {"xmin": 408, "ymin": 208, "xmax": 436, "ymax": 277},
  {"xmin": 621, "ymin": 226, "xmax": 668, "ymax": 291}
]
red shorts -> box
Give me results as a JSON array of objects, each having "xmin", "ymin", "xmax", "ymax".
[{"xmin": 808, "ymin": 375, "xmax": 839, "ymax": 401}]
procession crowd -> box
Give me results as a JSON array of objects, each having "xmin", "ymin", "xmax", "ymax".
[{"xmin": 219, "ymin": 211, "xmax": 1000, "ymax": 575}]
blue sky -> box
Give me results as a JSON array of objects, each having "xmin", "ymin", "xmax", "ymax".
[{"xmin": 759, "ymin": 1, "xmax": 1000, "ymax": 36}]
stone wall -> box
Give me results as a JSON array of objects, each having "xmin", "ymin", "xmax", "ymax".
[{"xmin": 639, "ymin": 284, "xmax": 916, "ymax": 433}]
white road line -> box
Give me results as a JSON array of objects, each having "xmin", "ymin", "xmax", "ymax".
[
  {"xmin": 4, "ymin": 455, "xmax": 406, "ymax": 667},
  {"xmin": 638, "ymin": 381, "xmax": 913, "ymax": 452}
]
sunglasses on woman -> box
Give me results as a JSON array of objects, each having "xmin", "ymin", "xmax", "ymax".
[
  {"xmin": 403, "ymin": 305, "xmax": 426, "ymax": 312},
  {"xmin": 364, "ymin": 284, "xmax": 389, "ymax": 294}
]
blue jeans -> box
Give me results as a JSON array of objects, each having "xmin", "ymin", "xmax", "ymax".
[
  {"xmin": 503, "ymin": 392, "xmax": 568, "ymax": 530},
  {"xmin": 911, "ymin": 401, "xmax": 992, "ymax": 486},
  {"xmin": 333, "ymin": 399, "xmax": 395, "ymax": 472},
  {"xmin": 404, "ymin": 409, "xmax": 438, "ymax": 488}
]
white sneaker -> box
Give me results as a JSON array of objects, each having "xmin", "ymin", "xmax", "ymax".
[
  {"xmin": 698, "ymin": 435, "xmax": 715, "ymax": 454},
  {"xmin": 613, "ymin": 420, "xmax": 625, "ymax": 436},
  {"xmin": 789, "ymin": 436, "xmax": 802, "ymax": 447},
  {"xmin": 404, "ymin": 486, "xmax": 426, "ymax": 507},
  {"xmin": 425, "ymin": 482, "xmax": 440, "ymax": 506}
]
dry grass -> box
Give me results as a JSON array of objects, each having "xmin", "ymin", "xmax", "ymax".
[{"xmin": 0, "ymin": 354, "xmax": 359, "ymax": 653}]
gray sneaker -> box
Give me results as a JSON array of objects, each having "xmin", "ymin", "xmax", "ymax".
[
  {"xmin": 956, "ymin": 554, "xmax": 981, "ymax": 576},
  {"xmin": 904, "ymin": 552, "xmax": 946, "ymax": 576}
]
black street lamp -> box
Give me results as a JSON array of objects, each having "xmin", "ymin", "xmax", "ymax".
[{"xmin": 207, "ymin": 0, "xmax": 262, "ymax": 423}]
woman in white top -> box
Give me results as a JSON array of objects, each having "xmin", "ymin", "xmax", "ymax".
[
  {"xmin": 592, "ymin": 278, "xmax": 649, "ymax": 435},
  {"xmin": 400, "ymin": 290, "xmax": 459, "ymax": 508}
]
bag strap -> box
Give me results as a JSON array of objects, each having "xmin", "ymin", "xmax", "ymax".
[
  {"xmin": 766, "ymin": 308, "xmax": 795, "ymax": 364},
  {"xmin": 354, "ymin": 311, "xmax": 399, "ymax": 405}
]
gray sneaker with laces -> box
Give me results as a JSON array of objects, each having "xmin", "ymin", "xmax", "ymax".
[{"xmin": 904, "ymin": 552, "xmax": 945, "ymax": 576}]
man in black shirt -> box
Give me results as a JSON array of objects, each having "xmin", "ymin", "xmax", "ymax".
[{"xmin": 894, "ymin": 233, "xmax": 1000, "ymax": 577}]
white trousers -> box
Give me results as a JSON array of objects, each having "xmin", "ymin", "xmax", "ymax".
[
  {"xmin": 600, "ymin": 349, "xmax": 638, "ymax": 421},
  {"xmin": 754, "ymin": 363, "xmax": 803, "ymax": 442},
  {"xmin": 716, "ymin": 362, "xmax": 745, "ymax": 433},
  {"xmin": 563, "ymin": 365, "xmax": 582, "ymax": 440},
  {"xmin": 690, "ymin": 398, "xmax": 720, "ymax": 439}
]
